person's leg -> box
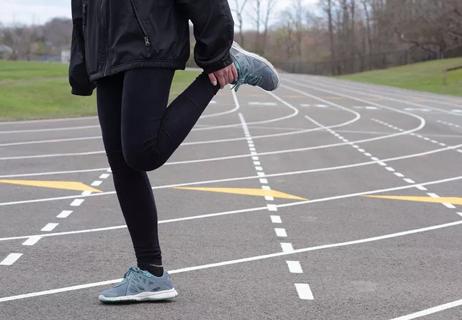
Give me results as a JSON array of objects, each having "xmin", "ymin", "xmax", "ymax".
[
  {"xmin": 96, "ymin": 73, "xmax": 163, "ymax": 276},
  {"xmin": 121, "ymin": 68, "xmax": 219, "ymax": 172}
]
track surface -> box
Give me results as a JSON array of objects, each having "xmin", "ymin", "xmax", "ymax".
[{"xmin": 0, "ymin": 74, "xmax": 462, "ymax": 320}]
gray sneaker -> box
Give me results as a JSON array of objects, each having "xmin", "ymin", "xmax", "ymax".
[
  {"xmin": 230, "ymin": 41, "xmax": 280, "ymax": 92},
  {"xmin": 98, "ymin": 266, "xmax": 178, "ymax": 303}
]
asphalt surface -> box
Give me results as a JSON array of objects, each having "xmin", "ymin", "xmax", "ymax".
[{"xmin": 0, "ymin": 74, "xmax": 462, "ymax": 320}]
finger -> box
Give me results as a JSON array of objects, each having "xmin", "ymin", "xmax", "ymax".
[
  {"xmin": 231, "ymin": 64, "xmax": 238, "ymax": 82},
  {"xmin": 226, "ymin": 68, "xmax": 234, "ymax": 84},
  {"xmin": 217, "ymin": 74, "xmax": 226, "ymax": 89},
  {"xmin": 208, "ymin": 73, "xmax": 218, "ymax": 87}
]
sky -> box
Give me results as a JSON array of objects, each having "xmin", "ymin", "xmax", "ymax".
[{"xmin": 0, "ymin": 0, "xmax": 318, "ymax": 26}]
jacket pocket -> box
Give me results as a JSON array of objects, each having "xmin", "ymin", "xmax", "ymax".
[{"xmin": 129, "ymin": 0, "xmax": 152, "ymax": 49}]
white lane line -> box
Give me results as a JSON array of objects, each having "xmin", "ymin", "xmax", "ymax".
[
  {"xmin": 252, "ymin": 156, "xmax": 259, "ymax": 160},
  {"xmin": 264, "ymin": 195, "xmax": 274, "ymax": 201},
  {"xmin": 70, "ymin": 199, "xmax": 84, "ymax": 207},
  {"xmin": 394, "ymin": 172, "xmax": 405, "ymax": 178},
  {"xmin": 57, "ymin": 210, "xmax": 73, "ymax": 219},
  {"xmin": 385, "ymin": 167, "xmax": 395, "ymax": 172},
  {"xmin": 1, "ymin": 219, "xmax": 462, "ymax": 303},
  {"xmin": 267, "ymin": 204, "xmax": 278, "ymax": 212},
  {"xmin": 255, "ymin": 166, "xmax": 263, "ymax": 171},
  {"xmin": 41, "ymin": 223, "xmax": 59, "ymax": 232},
  {"xmin": 0, "ymin": 167, "xmax": 110, "ymax": 179},
  {"xmin": 259, "ymin": 178, "xmax": 268, "ymax": 184},
  {"xmin": 443, "ymin": 203, "xmax": 456, "ymax": 209},
  {"xmin": 427, "ymin": 193, "xmax": 439, "ymax": 198},
  {"xmin": 270, "ymin": 215, "xmax": 282, "ymax": 224},
  {"xmin": 91, "ymin": 180, "xmax": 103, "ymax": 187},
  {"xmin": 416, "ymin": 185, "xmax": 428, "ymax": 191},
  {"xmin": 81, "ymin": 191, "xmax": 92, "ymax": 196},
  {"xmin": 22, "ymin": 236, "xmax": 42, "ymax": 246},
  {"xmin": 280, "ymin": 243, "xmax": 294, "ymax": 253},
  {"xmin": 248, "ymin": 102, "xmax": 277, "ymax": 106},
  {"xmin": 0, "ymin": 125, "xmax": 100, "ymax": 134},
  {"xmin": 404, "ymin": 178, "xmax": 415, "ymax": 184},
  {"xmin": 286, "ymin": 261, "xmax": 303, "ymax": 274},
  {"xmin": 458, "ymin": 212, "xmax": 462, "ymax": 217},
  {"xmin": 0, "ymin": 136, "xmax": 102, "ymax": 147},
  {"xmin": 390, "ymin": 298, "xmax": 462, "ymax": 320},
  {"xmin": 294, "ymin": 283, "xmax": 314, "ymax": 300},
  {"xmin": 0, "ymin": 253, "xmax": 23, "ymax": 266},
  {"xmin": 274, "ymin": 228, "xmax": 288, "ymax": 238},
  {"xmin": 99, "ymin": 173, "xmax": 110, "ymax": 179}
]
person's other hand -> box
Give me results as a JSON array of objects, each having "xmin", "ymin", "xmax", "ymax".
[{"xmin": 208, "ymin": 63, "xmax": 238, "ymax": 89}]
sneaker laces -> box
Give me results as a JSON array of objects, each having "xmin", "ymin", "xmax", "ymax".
[{"xmin": 232, "ymin": 73, "xmax": 262, "ymax": 92}]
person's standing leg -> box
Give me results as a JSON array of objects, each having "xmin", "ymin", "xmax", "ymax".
[
  {"xmin": 121, "ymin": 68, "xmax": 220, "ymax": 172},
  {"xmin": 96, "ymin": 72, "xmax": 163, "ymax": 276}
]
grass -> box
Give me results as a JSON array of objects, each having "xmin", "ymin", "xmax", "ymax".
[
  {"xmin": 0, "ymin": 60, "xmax": 200, "ymax": 121},
  {"xmin": 340, "ymin": 57, "xmax": 462, "ymax": 97}
]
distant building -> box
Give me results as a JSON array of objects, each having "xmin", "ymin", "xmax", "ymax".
[
  {"xmin": 61, "ymin": 49, "xmax": 70, "ymax": 63},
  {"xmin": 0, "ymin": 44, "xmax": 13, "ymax": 59}
]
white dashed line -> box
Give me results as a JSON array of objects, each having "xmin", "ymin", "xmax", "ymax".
[
  {"xmin": 280, "ymin": 243, "xmax": 295, "ymax": 253},
  {"xmin": 443, "ymin": 203, "xmax": 456, "ymax": 209},
  {"xmin": 385, "ymin": 167, "xmax": 395, "ymax": 172},
  {"xmin": 394, "ymin": 172, "xmax": 405, "ymax": 178},
  {"xmin": 416, "ymin": 185, "xmax": 428, "ymax": 191},
  {"xmin": 91, "ymin": 180, "xmax": 103, "ymax": 187},
  {"xmin": 0, "ymin": 253, "xmax": 23, "ymax": 266},
  {"xmin": 274, "ymin": 228, "xmax": 288, "ymax": 238},
  {"xmin": 57, "ymin": 210, "xmax": 73, "ymax": 219},
  {"xmin": 70, "ymin": 199, "xmax": 85, "ymax": 207},
  {"xmin": 267, "ymin": 204, "xmax": 278, "ymax": 212},
  {"xmin": 81, "ymin": 191, "xmax": 92, "ymax": 196},
  {"xmin": 259, "ymin": 178, "xmax": 268, "ymax": 184},
  {"xmin": 22, "ymin": 236, "xmax": 42, "ymax": 246},
  {"xmin": 294, "ymin": 283, "xmax": 314, "ymax": 300},
  {"xmin": 404, "ymin": 178, "xmax": 415, "ymax": 184},
  {"xmin": 41, "ymin": 223, "xmax": 59, "ymax": 232},
  {"xmin": 286, "ymin": 261, "xmax": 303, "ymax": 274},
  {"xmin": 427, "ymin": 193, "xmax": 439, "ymax": 198},
  {"xmin": 99, "ymin": 173, "xmax": 110, "ymax": 179},
  {"xmin": 270, "ymin": 215, "xmax": 282, "ymax": 223}
]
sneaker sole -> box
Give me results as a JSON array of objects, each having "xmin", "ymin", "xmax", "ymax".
[
  {"xmin": 232, "ymin": 41, "xmax": 280, "ymax": 90},
  {"xmin": 99, "ymin": 288, "xmax": 178, "ymax": 303}
]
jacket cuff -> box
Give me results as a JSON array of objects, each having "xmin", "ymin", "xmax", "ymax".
[
  {"xmin": 202, "ymin": 53, "xmax": 234, "ymax": 74},
  {"xmin": 72, "ymin": 87, "xmax": 94, "ymax": 96}
]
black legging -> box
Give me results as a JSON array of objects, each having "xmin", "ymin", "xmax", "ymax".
[{"xmin": 96, "ymin": 68, "xmax": 219, "ymax": 267}]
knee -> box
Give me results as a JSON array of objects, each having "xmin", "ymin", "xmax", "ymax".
[{"xmin": 123, "ymin": 144, "xmax": 167, "ymax": 172}]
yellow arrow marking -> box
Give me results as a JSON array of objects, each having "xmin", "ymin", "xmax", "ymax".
[
  {"xmin": 366, "ymin": 195, "xmax": 462, "ymax": 205},
  {"xmin": 0, "ymin": 179, "xmax": 102, "ymax": 193},
  {"xmin": 175, "ymin": 186, "xmax": 307, "ymax": 200}
]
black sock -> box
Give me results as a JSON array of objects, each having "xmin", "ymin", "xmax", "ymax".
[{"xmin": 138, "ymin": 263, "xmax": 164, "ymax": 277}]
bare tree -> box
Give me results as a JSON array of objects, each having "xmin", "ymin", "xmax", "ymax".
[{"xmin": 232, "ymin": 0, "xmax": 249, "ymax": 46}]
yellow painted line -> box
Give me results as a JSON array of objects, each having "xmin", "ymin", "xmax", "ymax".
[
  {"xmin": 0, "ymin": 179, "xmax": 102, "ymax": 193},
  {"xmin": 366, "ymin": 195, "xmax": 462, "ymax": 205},
  {"xmin": 175, "ymin": 186, "xmax": 307, "ymax": 200}
]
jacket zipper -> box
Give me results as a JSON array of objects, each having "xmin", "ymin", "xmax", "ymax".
[{"xmin": 129, "ymin": 0, "xmax": 151, "ymax": 47}]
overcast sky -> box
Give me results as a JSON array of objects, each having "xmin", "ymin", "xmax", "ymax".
[{"xmin": 0, "ymin": 0, "xmax": 318, "ymax": 26}]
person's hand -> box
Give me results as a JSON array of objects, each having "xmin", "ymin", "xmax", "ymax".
[{"xmin": 208, "ymin": 63, "xmax": 238, "ymax": 89}]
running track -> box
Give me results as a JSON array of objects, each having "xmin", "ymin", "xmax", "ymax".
[{"xmin": 0, "ymin": 74, "xmax": 461, "ymax": 319}]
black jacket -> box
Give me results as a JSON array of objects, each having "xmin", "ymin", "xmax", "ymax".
[{"xmin": 69, "ymin": 0, "xmax": 235, "ymax": 96}]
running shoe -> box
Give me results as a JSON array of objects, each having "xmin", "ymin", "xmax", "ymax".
[
  {"xmin": 230, "ymin": 41, "xmax": 280, "ymax": 92},
  {"xmin": 98, "ymin": 266, "xmax": 178, "ymax": 303}
]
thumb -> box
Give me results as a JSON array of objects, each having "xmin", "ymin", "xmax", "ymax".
[{"xmin": 208, "ymin": 73, "xmax": 218, "ymax": 87}]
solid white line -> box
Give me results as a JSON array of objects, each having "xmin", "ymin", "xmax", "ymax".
[
  {"xmin": 390, "ymin": 298, "xmax": 462, "ymax": 320},
  {"xmin": 57, "ymin": 210, "xmax": 73, "ymax": 219},
  {"xmin": 1, "ymin": 220, "xmax": 462, "ymax": 303},
  {"xmin": 294, "ymin": 283, "xmax": 314, "ymax": 300},
  {"xmin": 248, "ymin": 102, "xmax": 277, "ymax": 106},
  {"xmin": 0, "ymin": 151, "xmax": 105, "ymax": 161},
  {"xmin": 0, "ymin": 167, "xmax": 109, "ymax": 179},
  {"xmin": 0, "ymin": 253, "xmax": 23, "ymax": 266},
  {"xmin": 270, "ymin": 215, "xmax": 282, "ymax": 224},
  {"xmin": 286, "ymin": 261, "xmax": 303, "ymax": 274},
  {"xmin": 0, "ymin": 125, "xmax": 99, "ymax": 134},
  {"xmin": 70, "ymin": 199, "xmax": 84, "ymax": 207},
  {"xmin": 91, "ymin": 180, "xmax": 103, "ymax": 187},
  {"xmin": 0, "ymin": 136, "xmax": 101, "ymax": 147},
  {"xmin": 22, "ymin": 236, "xmax": 42, "ymax": 246},
  {"xmin": 281, "ymin": 243, "xmax": 294, "ymax": 253},
  {"xmin": 41, "ymin": 223, "xmax": 59, "ymax": 232},
  {"xmin": 274, "ymin": 228, "xmax": 288, "ymax": 238}
]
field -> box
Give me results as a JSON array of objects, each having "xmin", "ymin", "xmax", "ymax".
[
  {"xmin": 341, "ymin": 57, "xmax": 462, "ymax": 97},
  {"xmin": 0, "ymin": 60, "xmax": 199, "ymax": 121}
]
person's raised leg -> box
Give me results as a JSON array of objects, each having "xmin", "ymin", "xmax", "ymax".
[{"xmin": 121, "ymin": 68, "xmax": 219, "ymax": 172}]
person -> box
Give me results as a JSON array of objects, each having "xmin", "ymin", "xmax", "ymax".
[{"xmin": 69, "ymin": 0, "xmax": 279, "ymax": 304}]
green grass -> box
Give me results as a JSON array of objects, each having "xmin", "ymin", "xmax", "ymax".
[
  {"xmin": 0, "ymin": 60, "xmax": 200, "ymax": 121},
  {"xmin": 340, "ymin": 57, "xmax": 462, "ymax": 97}
]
